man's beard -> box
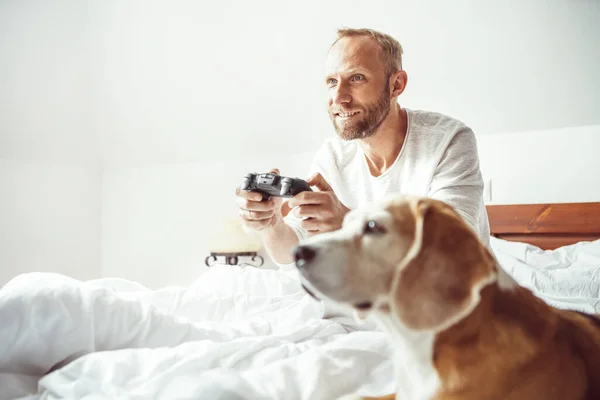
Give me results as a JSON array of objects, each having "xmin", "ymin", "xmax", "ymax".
[{"xmin": 329, "ymin": 85, "xmax": 391, "ymax": 141}]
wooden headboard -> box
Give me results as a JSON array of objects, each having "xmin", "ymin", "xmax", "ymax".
[{"xmin": 486, "ymin": 202, "xmax": 600, "ymax": 250}]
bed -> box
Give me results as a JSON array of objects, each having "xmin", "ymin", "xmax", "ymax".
[
  {"xmin": 1, "ymin": 202, "xmax": 599, "ymax": 400},
  {"xmin": 486, "ymin": 201, "xmax": 600, "ymax": 315}
]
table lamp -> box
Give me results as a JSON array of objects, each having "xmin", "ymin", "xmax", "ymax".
[{"xmin": 205, "ymin": 218, "xmax": 264, "ymax": 267}]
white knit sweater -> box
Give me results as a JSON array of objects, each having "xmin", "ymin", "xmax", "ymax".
[{"xmin": 280, "ymin": 108, "xmax": 490, "ymax": 269}]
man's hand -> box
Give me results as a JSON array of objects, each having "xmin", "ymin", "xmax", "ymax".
[
  {"xmin": 288, "ymin": 172, "xmax": 350, "ymax": 235},
  {"xmin": 236, "ymin": 168, "xmax": 285, "ymax": 232}
]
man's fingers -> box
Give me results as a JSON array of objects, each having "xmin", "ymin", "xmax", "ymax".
[
  {"xmin": 306, "ymin": 172, "xmax": 332, "ymax": 192},
  {"xmin": 294, "ymin": 205, "xmax": 318, "ymax": 219},
  {"xmin": 269, "ymin": 168, "xmax": 280, "ymax": 175},
  {"xmin": 237, "ymin": 197, "xmax": 277, "ymax": 211},
  {"xmin": 294, "ymin": 204, "xmax": 334, "ymax": 219},
  {"xmin": 288, "ymin": 191, "xmax": 329, "ymax": 208},
  {"xmin": 280, "ymin": 200, "xmax": 293, "ymax": 217},
  {"xmin": 236, "ymin": 187, "xmax": 264, "ymax": 202},
  {"xmin": 239, "ymin": 208, "xmax": 276, "ymax": 221},
  {"xmin": 301, "ymin": 217, "xmax": 327, "ymax": 233}
]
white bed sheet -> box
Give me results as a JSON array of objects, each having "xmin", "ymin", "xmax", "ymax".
[
  {"xmin": 1, "ymin": 237, "xmax": 599, "ymax": 400},
  {"xmin": 490, "ymin": 236, "xmax": 600, "ymax": 314}
]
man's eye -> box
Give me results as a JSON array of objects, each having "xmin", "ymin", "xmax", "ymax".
[
  {"xmin": 351, "ymin": 74, "xmax": 364, "ymax": 81},
  {"xmin": 327, "ymin": 78, "xmax": 337, "ymax": 85},
  {"xmin": 363, "ymin": 220, "xmax": 386, "ymax": 235}
]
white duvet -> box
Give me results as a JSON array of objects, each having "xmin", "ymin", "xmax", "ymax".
[
  {"xmin": 490, "ymin": 236, "xmax": 600, "ymax": 314},
  {"xmin": 1, "ymin": 237, "xmax": 599, "ymax": 400}
]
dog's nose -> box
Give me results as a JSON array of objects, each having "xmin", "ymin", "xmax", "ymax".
[{"xmin": 293, "ymin": 245, "xmax": 317, "ymax": 266}]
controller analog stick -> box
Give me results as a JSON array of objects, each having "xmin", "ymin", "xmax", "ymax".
[{"xmin": 280, "ymin": 177, "xmax": 292, "ymax": 196}]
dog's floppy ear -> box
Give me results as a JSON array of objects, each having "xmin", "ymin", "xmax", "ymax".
[{"xmin": 390, "ymin": 199, "xmax": 496, "ymax": 331}]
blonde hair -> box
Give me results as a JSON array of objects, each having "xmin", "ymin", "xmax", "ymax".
[{"xmin": 332, "ymin": 27, "xmax": 404, "ymax": 77}]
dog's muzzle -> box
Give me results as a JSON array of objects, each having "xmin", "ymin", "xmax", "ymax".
[{"xmin": 293, "ymin": 244, "xmax": 321, "ymax": 300}]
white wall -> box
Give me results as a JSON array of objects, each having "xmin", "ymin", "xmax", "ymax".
[
  {"xmin": 0, "ymin": 1, "xmax": 101, "ymax": 286},
  {"xmin": 477, "ymin": 124, "xmax": 600, "ymax": 205},
  {"xmin": 0, "ymin": 0, "xmax": 99, "ymax": 166},
  {"xmin": 90, "ymin": 0, "xmax": 600, "ymax": 167},
  {"xmin": 0, "ymin": 160, "xmax": 101, "ymax": 286}
]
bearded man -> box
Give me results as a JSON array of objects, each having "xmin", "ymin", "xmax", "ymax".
[{"xmin": 235, "ymin": 27, "xmax": 490, "ymax": 270}]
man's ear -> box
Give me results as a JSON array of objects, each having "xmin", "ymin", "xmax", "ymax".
[
  {"xmin": 390, "ymin": 200, "xmax": 496, "ymax": 331},
  {"xmin": 390, "ymin": 70, "xmax": 408, "ymax": 99}
]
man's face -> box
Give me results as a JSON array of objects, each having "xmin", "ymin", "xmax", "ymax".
[{"xmin": 325, "ymin": 36, "xmax": 391, "ymax": 141}]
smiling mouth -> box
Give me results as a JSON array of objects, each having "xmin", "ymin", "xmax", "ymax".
[{"xmin": 336, "ymin": 111, "xmax": 360, "ymax": 118}]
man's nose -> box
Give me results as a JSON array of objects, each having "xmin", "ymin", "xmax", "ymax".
[
  {"xmin": 332, "ymin": 84, "xmax": 351, "ymax": 106},
  {"xmin": 293, "ymin": 245, "xmax": 317, "ymax": 267}
]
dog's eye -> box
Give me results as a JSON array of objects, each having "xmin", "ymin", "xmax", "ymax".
[
  {"xmin": 363, "ymin": 220, "xmax": 386, "ymax": 235},
  {"xmin": 354, "ymin": 301, "xmax": 373, "ymax": 310}
]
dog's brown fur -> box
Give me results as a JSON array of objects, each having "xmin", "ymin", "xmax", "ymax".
[{"xmin": 356, "ymin": 197, "xmax": 600, "ymax": 399}]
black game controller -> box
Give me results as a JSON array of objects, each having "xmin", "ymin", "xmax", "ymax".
[{"xmin": 241, "ymin": 172, "xmax": 312, "ymax": 201}]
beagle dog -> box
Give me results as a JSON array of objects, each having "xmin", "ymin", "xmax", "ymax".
[{"xmin": 292, "ymin": 195, "xmax": 600, "ymax": 400}]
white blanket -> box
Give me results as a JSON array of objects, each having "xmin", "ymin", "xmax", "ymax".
[
  {"xmin": 490, "ymin": 236, "xmax": 600, "ymax": 314},
  {"xmin": 1, "ymin": 238, "xmax": 599, "ymax": 400},
  {"xmin": 0, "ymin": 266, "xmax": 394, "ymax": 400}
]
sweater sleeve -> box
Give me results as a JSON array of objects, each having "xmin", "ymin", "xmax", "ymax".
[{"xmin": 427, "ymin": 128, "xmax": 485, "ymax": 233}]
